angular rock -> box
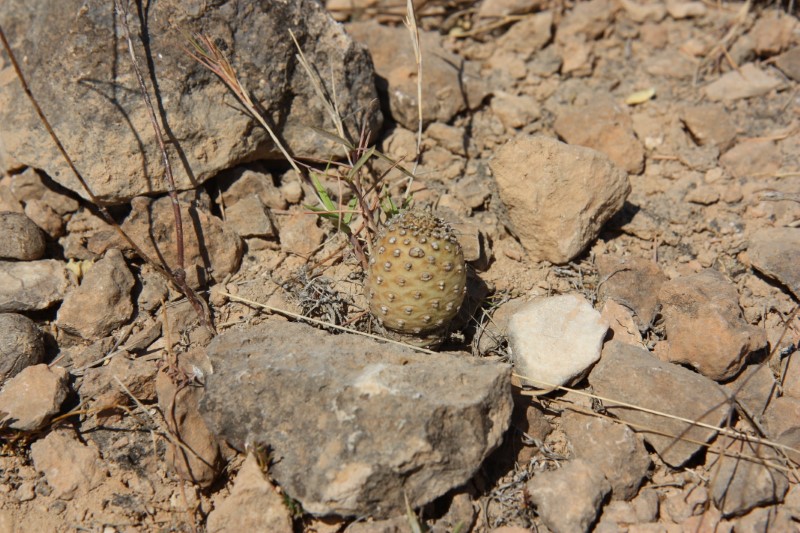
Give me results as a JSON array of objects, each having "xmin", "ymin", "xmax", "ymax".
[
  {"xmin": 662, "ymin": 483, "xmax": 708, "ymax": 523},
  {"xmin": 748, "ymin": 10, "xmax": 797, "ymax": 56},
  {"xmin": 601, "ymin": 299, "xmax": 644, "ymax": 346},
  {"xmin": 748, "ymin": 227, "xmax": 800, "ymax": 300},
  {"xmin": 526, "ymin": 458, "xmax": 611, "ymax": 533},
  {"xmin": 0, "ymin": 259, "xmax": 72, "ymax": 312},
  {"xmin": 346, "ymin": 21, "xmax": 487, "ymax": 129},
  {"xmin": 763, "ymin": 396, "xmax": 800, "ymax": 440},
  {"xmin": 93, "ymin": 195, "xmax": 243, "ymax": 288},
  {"xmin": 199, "ymin": 319, "xmax": 512, "ymax": 517},
  {"xmin": 57, "ymin": 248, "xmax": 135, "ymax": 340},
  {"xmin": 597, "ymin": 255, "xmax": 666, "ymax": 331},
  {"xmin": 29, "ymin": 429, "xmax": 108, "ymax": 500},
  {"xmin": 0, "ymin": 364, "xmax": 68, "ymax": 431},
  {"xmin": 720, "ymin": 140, "xmax": 781, "ymax": 180},
  {"xmin": 724, "ymin": 364, "xmax": 776, "ymax": 426},
  {"xmin": 563, "ymin": 411, "xmax": 651, "ymax": 500},
  {"xmin": 224, "ymin": 195, "xmax": 276, "ymax": 239},
  {"xmin": 0, "ymin": 212, "xmax": 46, "ymax": 260},
  {"xmin": 709, "ymin": 442, "xmax": 789, "ymax": 517},
  {"xmin": 219, "ymin": 168, "xmax": 287, "ymax": 211},
  {"xmin": 0, "ymin": 313, "xmax": 45, "ymax": 385},
  {"xmin": 589, "ymin": 341, "xmax": 731, "ymax": 467},
  {"xmin": 703, "ymin": 63, "xmax": 785, "ymax": 102},
  {"xmin": 80, "ymin": 354, "xmax": 158, "ymax": 409},
  {"xmin": 490, "ymin": 135, "xmax": 630, "ymax": 264},
  {"xmin": 156, "ymin": 356, "xmax": 221, "ymax": 489},
  {"xmin": 680, "ymin": 105, "xmax": 737, "ymax": 152},
  {"xmin": 206, "ymin": 453, "xmax": 293, "ymax": 533},
  {"xmin": 279, "ymin": 211, "xmax": 326, "ymax": 258},
  {"xmin": 508, "ymin": 294, "xmax": 608, "ymax": 388},
  {"xmin": 775, "ymin": 46, "xmax": 800, "ymax": 81},
  {"xmin": 553, "ymin": 96, "xmax": 645, "ymax": 174},
  {"xmin": 0, "ymin": 0, "xmax": 381, "ymax": 204},
  {"xmin": 782, "ymin": 353, "xmax": 800, "ymax": 401},
  {"xmin": 658, "ymin": 270, "xmax": 767, "ymax": 381}
]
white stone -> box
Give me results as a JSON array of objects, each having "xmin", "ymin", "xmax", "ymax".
[{"xmin": 508, "ymin": 294, "xmax": 608, "ymax": 388}]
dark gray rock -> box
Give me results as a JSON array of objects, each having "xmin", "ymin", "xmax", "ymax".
[
  {"xmin": 0, "ymin": 212, "xmax": 46, "ymax": 260},
  {"xmin": 0, "ymin": 259, "xmax": 73, "ymax": 312},
  {"xmin": 0, "ymin": 313, "xmax": 45, "ymax": 386},
  {"xmin": 589, "ymin": 341, "xmax": 731, "ymax": 467},
  {"xmin": 0, "ymin": 0, "xmax": 382, "ymax": 204},
  {"xmin": 748, "ymin": 227, "xmax": 800, "ymax": 300},
  {"xmin": 526, "ymin": 458, "xmax": 611, "ymax": 533},
  {"xmin": 57, "ymin": 249, "xmax": 135, "ymax": 339},
  {"xmin": 200, "ymin": 319, "xmax": 512, "ymax": 517}
]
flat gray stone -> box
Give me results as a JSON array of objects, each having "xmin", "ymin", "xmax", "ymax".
[
  {"xmin": 749, "ymin": 227, "xmax": 800, "ymax": 300},
  {"xmin": 200, "ymin": 319, "xmax": 512, "ymax": 517},
  {"xmin": 588, "ymin": 341, "xmax": 731, "ymax": 467},
  {"xmin": 0, "ymin": 259, "xmax": 72, "ymax": 312}
]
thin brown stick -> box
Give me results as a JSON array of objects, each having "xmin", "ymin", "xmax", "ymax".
[
  {"xmin": 116, "ymin": 0, "xmax": 215, "ymax": 334},
  {"xmin": 0, "ymin": 24, "xmax": 155, "ymax": 267}
]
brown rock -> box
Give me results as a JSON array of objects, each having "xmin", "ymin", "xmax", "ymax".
[
  {"xmin": 748, "ymin": 10, "xmax": 797, "ymax": 56},
  {"xmin": 680, "ymin": 104, "xmax": 737, "ymax": 152},
  {"xmin": 477, "ymin": 0, "xmax": 548, "ymax": 18},
  {"xmin": 554, "ymin": 96, "xmax": 645, "ymax": 174},
  {"xmin": 491, "ymin": 135, "xmax": 630, "ymax": 264},
  {"xmin": 0, "ymin": 313, "xmax": 45, "ymax": 385},
  {"xmin": 57, "ymin": 248, "xmax": 135, "ymax": 340},
  {"xmin": 278, "ymin": 211, "xmax": 326, "ymax": 258},
  {"xmin": 775, "ymin": 46, "xmax": 800, "ymax": 81},
  {"xmin": 720, "ymin": 140, "xmax": 781, "ymax": 179},
  {"xmin": 589, "ymin": 341, "xmax": 731, "ymax": 467},
  {"xmin": 526, "ymin": 458, "xmax": 611, "ymax": 533},
  {"xmin": 0, "ymin": 364, "xmax": 69, "ymax": 431},
  {"xmin": 597, "ymin": 255, "xmax": 666, "ymax": 330},
  {"xmin": 0, "ymin": 259, "xmax": 72, "ymax": 312},
  {"xmin": 220, "ymin": 168, "xmax": 287, "ymax": 211},
  {"xmin": 748, "ymin": 227, "xmax": 800, "ymax": 300},
  {"xmin": 782, "ymin": 352, "xmax": 800, "ymax": 400},
  {"xmin": 658, "ymin": 270, "xmax": 767, "ymax": 381},
  {"xmin": 703, "ymin": 63, "xmax": 785, "ymax": 102},
  {"xmin": 556, "ymin": 0, "xmax": 618, "ymax": 42},
  {"xmin": 665, "ymin": 0, "xmax": 706, "ymax": 18},
  {"xmin": 80, "ymin": 355, "xmax": 159, "ymax": 411},
  {"xmin": 206, "ymin": 453, "xmax": 292, "ymax": 533},
  {"xmin": 491, "ymin": 92, "xmax": 541, "ymax": 130},
  {"xmin": 601, "ymin": 299, "xmax": 645, "ymax": 346},
  {"xmin": 95, "ymin": 195, "xmax": 243, "ymax": 288},
  {"xmin": 346, "ymin": 21, "xmax": 486, "ymax": 129},
  {"xmin": 156, "ymin": 360, "xmax": 221, "ymax": 488},
  {"xmin": 496, "ymin": 11, "xmax": 554, "ymax": 56},
  {"xmin": 724, "ymin": 364, "xmax": 776, "ymax": 425},
  {"xmin": 709, "ymin": 441, "xmax": 789, "ymax": 517},
  {"xmin": 29, "ymin": 429, "xmax": 108, "ymax": 500},
  {"xmin": 224, "ymin": 195, "xmax": 276, "ymax": 239},
  {"xmin": 763, "ymin": 396, "xmax": 800, "ymax": 439},
  {"xmin": 0, "ymin": 212, "xmax": 46, "ymax": 261},
  {"xmin": 563, "ymin": 411, "xmax": 651, "ymax": 500}
]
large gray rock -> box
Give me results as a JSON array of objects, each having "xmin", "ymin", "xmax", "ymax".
[
  {"xmin": 200, "ymin": 319, "xmax": 512, "ymax": 517},
  {"xmin": 490, "ymin": 135, "xmax": 630, "ymax": 264},
  {"xmin": 0, "ymin": 0, "xmax": 382, "ymax": 204},
  {"xmin": 589, "ymin": 341, "xmax": 731, "ymax": 467}
]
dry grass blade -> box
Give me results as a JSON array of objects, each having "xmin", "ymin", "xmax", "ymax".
[
  {"xmin": 183, "ymin": 33, "xmax": 304, "ymax": 178},
  {"xmin": 404, "ymin": 0, "xmax": 423, "ymax": 178},
  {"xmin": 517, "ymin": 373, "xmax": 800, "ymax": 468},
  {"xmin": 217, "ymin": 290, "xmax": 437, "ymax": 355}
]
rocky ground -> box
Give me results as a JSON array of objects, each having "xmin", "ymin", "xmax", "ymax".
[{"xmin": 0, "ymin": 0, "xmax": 799, "ymax": 531}]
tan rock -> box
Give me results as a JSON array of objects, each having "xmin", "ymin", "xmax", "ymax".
[
  {"xmin": 554, "ymin": 95, "xmax": 645, "ymax": 174},
  {"xmin": 703, "ymin": 63, "xmax": 785, "ymax": 102},
  {"xmin": 30, "ymin": 429, "xmax": 107, "ymax": 500},
  {"xmin": 0, "ymin": 364, "xmax": 68, "ymax": 431},
  {"xmin": 680, "ymin": 104, "xmax": 737, "ymax": 152},
  {"xmin": 720, "ymin": 140, "xmax": 781, "ymax": 179},
  {"xmin": 206, "ymin": 453, "xmax": 292, "ymax": 533},
  {"xmin": 658, "ymin": 269, "xmax": 767, "ymax": 381},
  {"xmin": 491, "ymin": 135, "xmax": 630, "ymax": 264}
]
